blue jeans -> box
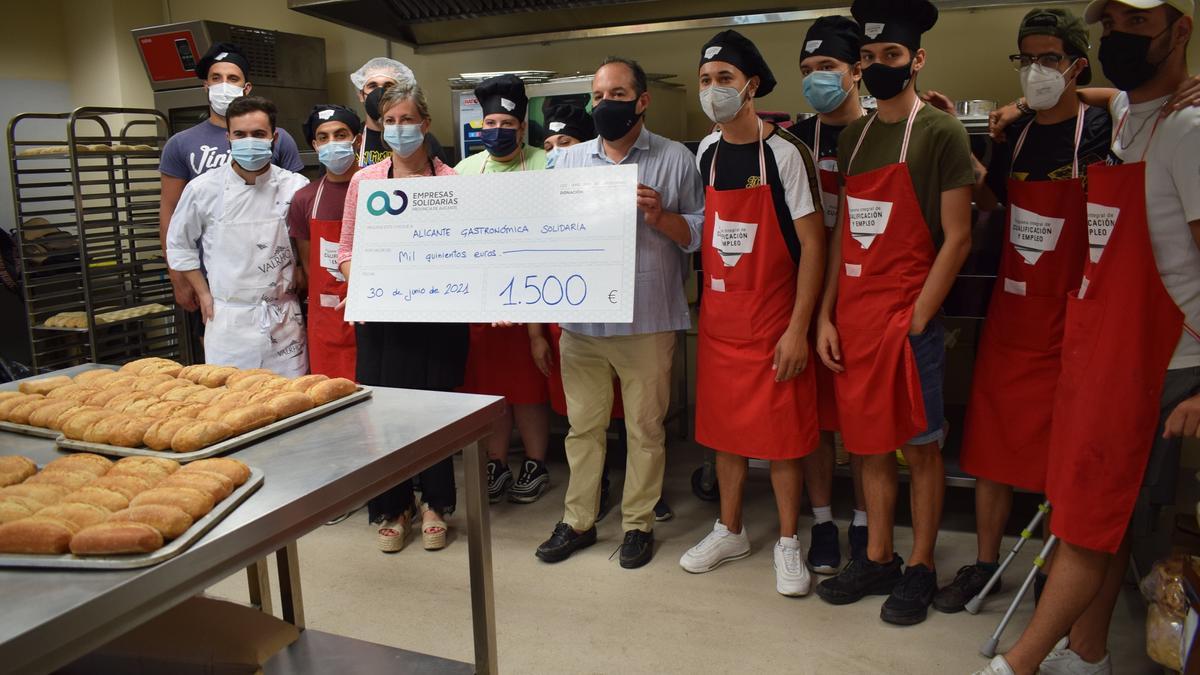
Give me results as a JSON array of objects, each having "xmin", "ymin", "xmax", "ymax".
[{"xmin": 906, "ymin": 320, "xmax": 946, "ymax": 447}]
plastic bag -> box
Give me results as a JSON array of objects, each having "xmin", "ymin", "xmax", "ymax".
[
  {"xmin": 1146, "ymin": 603, "xmax": 1184, "ymax": 670},
  {"xmin": 1140, "ymin": 555, "xmax": 1199, "ymax": 618}
]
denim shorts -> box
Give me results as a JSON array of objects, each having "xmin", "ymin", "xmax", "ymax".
[{"xmin": 906, "ymin": 320, "xmax": 946, "ymax": 446}]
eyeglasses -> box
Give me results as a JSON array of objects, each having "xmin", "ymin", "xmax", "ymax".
[{"xmin": 1009, "ymin": 53, "xmax": 1069, "ymax": 70}]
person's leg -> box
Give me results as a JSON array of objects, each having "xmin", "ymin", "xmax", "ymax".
[
  {"xmin": 513, "ymin": 403, "xmax": 550, "ymax": 462},
  {"xmin": 861, "ymin": 452, "xmax": 898, "ymax": 563},
  {"xmin": 1066, "ymin": 535, "xmax": 1130, "ymax": 663},
  {"xmin": 903, "ymin": 441, "xmax": 944, "ymax": 568},
  {"xmin": 802, "ymin": 432, "xmax": 834, "ymax": 512},
  {"xmin": 559, "ymin": 330, "xmax": 615, "ymax": 532},
  {"xmin": 485, "ymin": 403, "xmax": 514, "ymax": 462},
  {"xmin": 975, "ymin": 477, "xmax": 1013, "ymax": 564},
  {"xmin": 418, "ymin": 457, "xmax": 456, "ymax": 516},
  {"xmin": 368, "ymin": 482, "xmax": 415, "ymax": 523},
  {"xmin": 851, "ymin": 453, "xmax": 867, "ymax": 513},
  {"xmin": 609, "ymin": 332, "xmax": 674, "ymax": 534},
  {"xmin": 770, "ymin": 458, "xmax": 804, "ymax": 538},
  {"xmin": 715, "ymin": 451, "xmax": 748, "ymax": 532}
]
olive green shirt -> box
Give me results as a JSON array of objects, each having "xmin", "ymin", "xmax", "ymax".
[
  {"xmin": 837, "ymin": 105, "xmax": 974, "ymax": 248},
  {"xmin": 454, "ymin": 144, "xmax": 547, "ymax": 175}
]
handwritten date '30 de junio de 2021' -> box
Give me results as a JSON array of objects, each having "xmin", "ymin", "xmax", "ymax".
[{"xmin": 344, "ymin": 164, "xmax": 638, "ymax": 324}]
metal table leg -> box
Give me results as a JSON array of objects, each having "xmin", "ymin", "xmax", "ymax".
[
  {"xmin": 276, "ymin": 541, "xmax": 305, "ymax": 630},
  {"xmin": 462, "ymin": 440, "xmax": 498, "ymax": 675},
  {"xmin": 246, "ymin": 557, "xmax": 273, "ymax": 615}
]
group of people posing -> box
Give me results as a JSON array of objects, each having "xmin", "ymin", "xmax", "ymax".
[{"xmin": 159, "ymin": 0, "xmax": 1200, "ymax": 672}]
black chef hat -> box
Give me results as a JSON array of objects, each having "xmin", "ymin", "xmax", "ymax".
[
  {"xmin": 801, "ymin": 16, "xmax": 864, "ymax": 66},
  {"xmin": 850, "ymin": 0, "xmax": 939, "ymax": 51},
  {"xmin": 302, "ymin": 104, "xmax": 363, "ymax": 145},
  {"xmin": 699, "ymin": 29, "xmax": 777, "ymax": 98},
  {"xmin": 544, "ymin": 104, "xmax": 596, "ymax": 142},
  {"xmin": 475, "ymin": 74, "xmax": 528, "ymax": 120},
  {"xmin": 196, "ymin": 42, "xmax": 251, "ymax": 81}
]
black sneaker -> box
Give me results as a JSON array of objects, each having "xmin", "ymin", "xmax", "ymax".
[
  {"xmin": 881, "ymin": 563, "xmax": 939, "ymax": 625},
  {"xmin": 849, "ymin": 524, "xmax": 868, "ymax": 562},
  {"xmin": 619, "ymin": 529, "xmax": 654, "ymax": 569},
  {"xmin": 815, "ymin": 553, "xmax": 903, "ymax": 605},
  {"xmin": 508, "ymin": 459, "xmax": 549, "ymax": 504},
  {"xmin": 596, "ymin": 478, "xmax": 613, "ymax": 522},
  {"xmin": 535, "ymin": 522, "xmax": 597, "ymax": 563},
  {"xmin": 653, "ymin": 498, "xmax": 673, "ymax": 522},
  {"xmin": 808, "ymin": 521, "xmax": 841, "ymax": 573},
  {"xmin": 932, "ymin": 564, "xmax": 998, "ymax": 614},
  {"xmin": 486, "ymin": 460, "xmax": 512, "ymax": 504}
]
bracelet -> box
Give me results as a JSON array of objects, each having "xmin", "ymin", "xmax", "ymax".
[{"xmin": 1015, "ymin": 99, "xmax": 1034, "ymax": 115}]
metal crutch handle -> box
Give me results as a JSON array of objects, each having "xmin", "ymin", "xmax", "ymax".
[
  {"xmin": 966, "ymin": 501, "xmax": 1051, "ymax": 615},
  {"xmin": 980, "ymin": 535, "xmax": 1058, "ymax": 658}
]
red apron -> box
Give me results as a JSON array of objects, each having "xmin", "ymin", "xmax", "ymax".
[
  {"xmin": 960, "ymin": 105, "xmax": 1089, "ymax": 491},
  {"xmin": 546, "ymin": 324, "xmax": 624, "ymax": 418},
  {"xmin": 695, "ymin": 120, "xmax": 819, "ymax": 459},
  {"xmin": 812, "ymin": 118, "xmax": 843, "ymax": 432},
  {"xmin": 834, "ymin": 102, "xmax": 934, "ymax": 456},
  {"xmin": 306, "ymin": 177, "xmax": 357, "ymax": 380},
  {"xmin": 1046, "ymin": 113, "xmax": 1187, "ymax": 553}
]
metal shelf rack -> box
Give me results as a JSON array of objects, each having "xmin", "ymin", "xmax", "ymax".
[{"xmin": 7, "ymin": 106, "xmax": 185, "ymax": 372}]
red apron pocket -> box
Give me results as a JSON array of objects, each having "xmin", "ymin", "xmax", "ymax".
[
  {"xmin": 988, "ymin": 293, "xmax": 1068, "ymax": 353},
  {"xmin": 700, "ymin": 289, "xmax": 756, "ymax": 342},
  {"xmin": 837, "ymin": 274, "xmax": 906, "ymax": 330}
]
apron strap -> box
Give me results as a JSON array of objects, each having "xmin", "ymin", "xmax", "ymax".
[
  {"xmin": 849, "ymin": 100, "xmax": 922, "ymax": 173},
  {"xmin": 708, "ymin": 117, "xmax": 766, "ymax": 186},
  {"xmin": 814, "ymin": 117, "xmax": 821, "ymax": 159},
  {"xmin": 310, "ymin": 176, "xmax": 327, "ymax": 220},
  {"xmin": 1011, "ymin": 102, "xmax": 1087, "ymax": 179}
]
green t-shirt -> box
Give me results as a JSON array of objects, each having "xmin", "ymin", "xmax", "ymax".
[
  {"xmin": 837, "ymin": 105, "xmax": 974, "ymax": 247},
  {"xmin": 454, "ymin": 144, "xmax": 547, "ymax": 174}
]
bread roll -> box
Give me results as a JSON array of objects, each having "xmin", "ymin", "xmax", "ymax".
[
  {"xmin": 212, "ymin": 390, "xmax": 254, "ymax": 407},
  {"xmin": 168, "ymin": 402, "xmax": 206, "ymax": 419},
  {"xmin": 227, "ymin": 373, "xmax": 275, "ymax": 392},
  {"xmin": 138, "ymin": 360, "xmax": 183, "ymax": 378},
  {"xmin": 46, "ymin": 384, "xmax": 98, "ymax": 402},
  {"xmin": 130, "ymin": 374, "xmax": 175, "ymax": 392},
  {"xmin": 179, "ymin": 364, "xmax": 214, "ymax": 384},
  {"xmin": 109, "ymin": 416, "xmax": 156, "ymax": 448},
  {"xmin": 170, "ymin": 420, "xmax": 232, "ymax": 453},
  {"xmin": 308, "ymin": 378, "xmax": 357, "ymax": 405},
  {"xmin": 104, "ymin": 392, "xmax": 151, "ymax": 413},
  {"xmin": 144, "ymin": 417, "xmax": 195, "ymax": 451},
  {"xmin": 97, "ymin": 373, "xmax": 138, "ymax": 390},
  {"xmin": 224, "ymin": 369, "xmax": 274, "ymax": 388},
  {"xmin": 43, "ymin": 453, "xmax": 112, "ymax": 477},
  {"xmin": 131, "ymin": 486, "xmax": 214, "ymax": 519},
  {"xmin": 0, "ymin": 456, "xmax": 38, "ymax": 487},
  {"xmin": 73, "ymin": 369, "xmax": 115, "ymax": 386},
  {"xmin": 161, "ymin": 470, "xmax": 233, "ymax": 501},
  {"xmin": 177, "ymin": 364, "xmax": 202, "ymax": 382},
  {"xmin": 62, "ymin": 486, "xmax": 129, "ymax": 512},
  {"xmin": 245, "ymin": 389, "xmax": 279, "ymax": 404},
  {"xmin": 219, "ymin": 404, "xmax": 277, "ymax": 436},
  {"xmin": 26, "ymin": 470, "xmax": 94, "ymax": 490},
  {"xmin": 181, "ymin": 458, "xmax": 250, "ymax": 486},
  {"xmin": 83, "ymin": 413, "xmax": 131, "ymax": 444},
  {"xmin": 150, "ymin": 379, "xmax": 192, "ymax": 397},
  {"xmin": 107, "ymin": 463, "xmax": 170, "ymax": 483},
  {"xmin": 2, "ymin": 483, "xmax": 69, "ymax": 505},
  {"xmin": 0, "ymin": 391, "xmax": 25, "ymax": 403},
  {"xmin": 260, "ymin": 377, "xmax": 290, "ymax": 391},
  {"xmin": 88, "ymin": 475, "xmax": 153, "ymax": 500},
  {"xmin": 199, "ymin": 366, "xmax": 238, "ymax": 388},
  {"xmin": 161, "ymin": 384, "xmax": 205, "ymax": 402},
  {"xmin": 18, "ymin": 375, "xmax": 72, "ymax": 395},
  {"xmin": 7, "ymin": 398, "xmax": 51, "ymax": 425},
  {"xmin": 186, "ymin": 386, "xmax": 228, "ymax": 404},
  {"xmin": 35, "ymin": 503, "xmax": 108, "ymax": 529},
  {"xmin": 62, "ymin": 408, "xmax": 118, "ymax": 440},
  {"xmin": 0, "ymin": 394, "xmax": 45, "ymax": 421},
  {"xmin": 0, "ymin": 517, "xmax": 77, "ymax": 553},
  {"xmin": 70, "ymin": 521, "xmax": 163, "ymax": 555},
  {"xmin": 114, "ymin": 456, "xmax": 180, "ymax": 475},
  {"xmin": 119, "ymin": 357, "xmax": 174, "ymax": 374},
  {"xmin": 144, "ymin": 400, "xmax": 187, "ymax": 418},
  {"xmin": 109, "ymin": 505, "xmax": 192, "ymax": 539},
  {"xmin": 284, "ymin": 374, "xmax": 329, "ymax": 394},
  {"xmin": 82, "ymin": 388, "xmax": 126, "ymax": 408},
  {"xmin": 27, "ymin": 400, "xmax": 80, "ymax": 428},
  {"xmin": 265, "ymin": 391, "xmax": 314, "ymax": 418},
  {"xmin": 0, "ymin": 499, "xmax": 36, "ymax": 523}
]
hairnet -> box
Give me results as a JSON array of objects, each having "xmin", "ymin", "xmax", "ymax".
[{"xmin": 350, "ymin": 57, "xmax": 415, "ymax": 91}]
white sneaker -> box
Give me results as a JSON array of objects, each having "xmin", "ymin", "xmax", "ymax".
[
  {"xmin": 1040, "ymin": 638, "xmax": 1112, "ymax": 675},
  {"xmin": 972, "ymin": 655, "xmax": 1015, "ymax": 675},
  {"xmin": 679, "ymin": 520, "xmax": 750, "ymax": 573},
  {"xmin": 773, "ymin": 536, "xmax": 812, "ymax": 596}
]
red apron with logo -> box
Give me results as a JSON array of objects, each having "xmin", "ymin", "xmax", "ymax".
[
  {"xmin": 546, "ymin": 323, "xmax": 624, "ymax": 418},
  {"xmin": 961, "ymin": 106, "xmax": 1089, "ymax": 491},
  {"xmin": 812, "ymin": 118, "xmax": 843, "ymax": 432},
  {"xmin": 306, "ymin": 178, "xmax": 357, "ymax": 380},
  {"xmin": 695, "ymin": 121, "xmax": 819, "ymax": 459},
  {"xmin": 1046, "ymin": 113, "xmax": 1187, "ymax": 552},
  {"xmin": 834, "ymin": 102, "xmax": 935, "ymax": 456}
]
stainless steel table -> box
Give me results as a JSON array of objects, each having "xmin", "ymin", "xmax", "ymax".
[{"xmin": 0, "ymin": 365, "xmax": 505, "ymax": 674}]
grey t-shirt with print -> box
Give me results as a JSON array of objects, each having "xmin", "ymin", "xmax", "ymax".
[{"xmin": 160, "ymin": 120, "xmax": 304, "ymax": 180}]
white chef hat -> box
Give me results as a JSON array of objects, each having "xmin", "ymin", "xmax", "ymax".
[{"xmin": 350, "ymin": 57, "xmax": 416, "ymax": 91}]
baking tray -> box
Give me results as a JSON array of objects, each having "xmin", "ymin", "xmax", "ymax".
[
  {"xmin": 0, "ymin": 467, "xmax": 264, "ymax": 569},
  {"xmin": 0, "ymin": 421, "xmax": 61, "ymax": 439},
  {"xmin": 55, "ymin": 386, "xmax": 373, "ymax": 462}
]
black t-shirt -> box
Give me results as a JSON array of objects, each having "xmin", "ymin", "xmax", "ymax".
[
  {"xmin": 360, "ymin": 128, "xmax": 450, "ymax": 168},
  {"xmin": 985, "ymin": 106, "xmax": 1113, "ymax": 204},
  {"xmin": 793, "ymin": 115, "xmax": 845, "ymax": 169},
  {"xmin": 696, "ymin": 126, "xmax": 821, "ymax": 264}
]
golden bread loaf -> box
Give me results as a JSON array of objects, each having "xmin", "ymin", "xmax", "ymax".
[
  {"xmin": 62, "ymin": 486, "xmax": 129, "ymax": 512},
  {"xmin": 2, "ymin": 483, "xmax": 69, "ymax": 505},
  {"xmin": 284, "ymin": 374, "xmax": 329, "ymax": 393},
  {"xmin": 88, "ymin": 475, "xmax": 153, "ymax": 500},
  {"xmin": 218, "ymin": 404, "xmax": 277, "ymax": 436},
  {"xmin": 18, "ymin": 376, "xmax": 72, "ymax": 396},
  {"xmin": 35, "ymin": 503, "xmax": 108, "ymax": 529},
  {"xmin": 224, "ymin": 369, "xmax": 273, "ymax": 388},
  {"xmin": 0, "ymin": 394, "xmax": 44, "ymax": 421},
  {"xmin": 0, "ymin": 499, "xmax": 36, "ymax": 523},
  {"xmin": 70, "ymin": 521, "xmax": 163, "ymax": 555},
  {"xmin": 108, "ymin": 504, "xmax": 192, "ymax": 539},
  {"xmin": 180, "ymin": 458, "xmax": 250, "ymax": 486},
  {"xmin": 0, "ymin": 456, "xmax": 37, "ymax": 487},
  {"xmin": 0, "ymin": 517, "xmax": 77, "ymax": 553},
  {"xmin": 199, "ymin": 366, "xmax": 238, "ymax": 388},
  {"xmin": 43, "ymin": 453, "xmax": 112, "ymax": 477},
  {"xmin": 27, "ymin": 400, "xmax": 80, "ymax": 428},
  {"xmin": 143, "ymin": 417, "xmax": 195, "ymax": 451},
  {"xmin": 25, "ymin": 470, "xmax": 94, "ymax": 490},
  {"xmin": 131, "ymin": 486, "xmax": 213, "ymax": 519},
  {"xmin": 265, "ymin": 391, "xmax": 314, "ymax": 418},
  {"xmin": 308, "ymin": 378, "xmax": 356, "ymax": 405},
  {"xmin": 169, "ymin": 420, "xmax": 232, "ymax": 453},
  {"xmin": 160, "ymin": 470, "xmax": 233, "ymax": 501}
]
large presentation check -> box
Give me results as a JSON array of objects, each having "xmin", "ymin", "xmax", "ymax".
[{"xmin": 344, "ymin": 164, "xmax": 637, "ymax": 323}]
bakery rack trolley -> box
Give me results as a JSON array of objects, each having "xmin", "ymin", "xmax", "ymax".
[{"xmin": 7, "ymin": 107, "xmax": 186, "ymax": 373}]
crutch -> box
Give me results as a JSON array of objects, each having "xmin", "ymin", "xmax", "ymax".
[
  {"xmin": 980, "ymin": 535, "xmax": 1058, "ymax": 658},
  {"xmin": 965, "ymin": 501, "xmax": 1051, "ymax": 615}
]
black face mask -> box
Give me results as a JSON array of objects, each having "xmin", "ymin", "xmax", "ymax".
[
  {"xmin": 364, "ymin": 87, "xmax": 385, "ymax": 121},
  {"xmin": 1099, "ymin": 25, "xmax": 1175, "ymax": 92},
  {"xmin": 861, "ymin": 60, "xmax": 913, "ymax": 101},
  {"xmin": 592, "ymin": 98, "xmax": 642, "ymax": 141}
]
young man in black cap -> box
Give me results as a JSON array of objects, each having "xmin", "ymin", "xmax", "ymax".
[
  {"xmin": 813, "ymin": 0, "xmax": 975, "ymax": 626},
  {"xmin": 159, "ymin": 42, "xmax": 303, "ymax": 317},
  {"xmin": 932, "ymin": 7, "xmax": 1111, "ymax": 616},
  {"xmin": 680, "ymin": 29, "xmax": 825, "ymax": 597},
  {"xmin": 795, "ymin": 14, "xmax": 871, "ymax": 575}
]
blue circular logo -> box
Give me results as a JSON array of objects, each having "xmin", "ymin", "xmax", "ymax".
[{"xmin": 366, "ymin": 189, "xmax": 408, "ymax": 216}]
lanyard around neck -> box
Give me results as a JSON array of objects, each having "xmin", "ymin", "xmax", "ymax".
[
  {"xmin": 709, "ymin": 117, "xmax": 766, "ymax": 186},
  {"xmin": 848, "ymin": 99, "xmax": 923, "ymax": 174}
]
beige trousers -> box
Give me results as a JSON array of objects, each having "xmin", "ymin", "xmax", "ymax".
[{"xmin": 560, "ymin": 329, "xmax": 675, "ymax": 533}]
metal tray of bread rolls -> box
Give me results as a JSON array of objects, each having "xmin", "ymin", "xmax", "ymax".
[
  {"xmin": 54, "ymin": 386, "xmax": 373, "ymax": 463},
  {"xmin": 0, "ymin": 467, "xmax": 264, "ymax": 569}
]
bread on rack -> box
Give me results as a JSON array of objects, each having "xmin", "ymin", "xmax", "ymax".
[
  {"xmin": 0, "ymin": 517, "xmax": 78, "ymax": 554},
  {"xmin": 61, "ymin": 408, "xmax": 118, "ymax": 441},
  {"xmin": 218, "ymin": 404, "xmax": 277, "ymax": 436},
  {"xmin": 25, "ymin": 470, "xmax": 95, "ymax": 490},
  {"xmin": 308, "ymin": 378, "xmax": 357, "ymax": 405},
  {"xmin": 47, "ymin": 384, "xmax": 100, "ymax": 402},
  {"xmin": 284, "ymin": 374, "xmax": 329, "ymax": 394},
  {"xmin": 69, "ymin": 521, "xmax": 163, "ymax": 555},
  {"xmin": 0, "ymin": 497, "xmax": 39, "ymax": 523},
  {"xmin": 73, "ymin": 369, "xmax": 114, "ymax": 386},
  {"xmin": 2, "ymin": 483, "xmax": 69, "ymax": 506},
  {"xmin": 169, "ymin": 420, "xmax": 232, "ymax": 453},
  {"xmin": 108, "ymin": 504, "xmax": 192, "ymax": 539},
  {"xmin": 130, "ymin": 374, "xmax": 175, "ymax": 392},
  {"xmin": 7, "ymin": 398, "xmax": 52, "ymax": 425},
  {"xmin": 130, "ymin": 486, "xmax": 214, "ymax": 519},
  {"xmin": 143, "ymin": 417, "xmax": 195, "ymax": 451},
  {"xmin": 180, "ymin": 458, "xmax": 250, "ymax": 486},
  {"xmin": 34, "ymin": 503, "xmax": 109, "ymax": 530},
  {"xmin": 113, "ymin": 456, "xmax": 179, "ymax": 476},
  {"xmin": 0, "ymin": 455, "xmax": 38, "ymax": 487},
  {"xmin": 151, "ymin": 379, "xmax": 193, "ymax": 398},
  {"xmin": 265, "ymin": 391, "xmax": 315, "ymax": 419},
  {"xmin": 88, "ymin": 475, "xmax": 154, "ymax": 500},
  {"xmin": 43, "ymin": 453, "xmax": 112, "ymax": 477},
  {"xmin": 61, "ymin": 486, "xmax": 130, "ymax": 512},
  {"xmin": 185, "ymin": 386, "xmax": 227, "ymax": 404},
  {"xmin": 199, "ymin": 366, "xmax": 238, "ymax": 388},
  {"xmin": 27, "ymin": 400, "xmax": 82, "ymax": 429},
  {"xmin": 18, "ymin": 375, "xmax": 72, "ymax": 396},
  {"xmin": 160, "ymin": 470, "xmax": 233, "ymax": 501},
  {"xmin": 224, "ymin": 369, "xmax": 274, "ymax": 389},
  {"xmin": 0, "ymin": 391, "xmax": 25, "ymax": 404},
  {"xmin": 0, "ymin": 394, "xmax": 45, "ymax": 421},
  {"xmin": 160, "ymin": 384, "xmax": 206, "ymax": 402}
]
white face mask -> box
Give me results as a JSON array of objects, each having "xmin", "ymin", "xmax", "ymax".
[
  {"xmin": 1019, "ymin": 62, "xmax": 1073, "ymax": 111},
  {"xmin": 699, "ymin": 80, "xmax": 752, "ymax": 124},
  {"xmin": 208, "ymin": 82, "xmax": 245, "ymax": 116}
]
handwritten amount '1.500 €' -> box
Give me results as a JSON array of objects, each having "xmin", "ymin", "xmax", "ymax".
[{"xmin": 498, "ymin": 274, "xmax": 587, "ymax": 307}]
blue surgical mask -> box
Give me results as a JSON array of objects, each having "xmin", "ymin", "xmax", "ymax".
[
  {"xmin": 545, "ymin": 147, "xmax": 562, "ymax": 169},
  {"xmin": 317, "ymin": 140, "xmax": 356, "ymax": 175},
  {"xmin": 383, "ymin": 123, "xmax": 424, "ymax": 158},
  {"xmin": 480, "ymin": 127, "xmax": 519, "ymax": 157},
  {"xmin": 229, "ymin": 137, "xmax": 272, "ymax": 171},
  {"xmin": 803, "ymin": 70, "xmax": 851, "ymax": 114}
]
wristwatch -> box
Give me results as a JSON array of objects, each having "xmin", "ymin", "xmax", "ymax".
[{"xmin": 1015, "ymin": 99, "xmax": 1034, "ymax": 115}]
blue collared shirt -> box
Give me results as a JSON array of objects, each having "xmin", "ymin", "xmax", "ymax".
[{"xmin": 556, "ymin": 126, "xmax": 705, "ymax": 337}]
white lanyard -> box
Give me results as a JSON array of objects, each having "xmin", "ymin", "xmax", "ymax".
[
  {"xmin": 848, "ymin": 100, "xmax": 923, "ymax": 174},
  {"xmin": 310, "ymin": 176, "xmax": 327, "ymax": 220},
  {"xmin": 1012, "ymin": 102, "xmax": 1087, "ymax": 179},
  {"xmin": 708, "ymin": 117, "xmax": 767, "ymax": 187}
]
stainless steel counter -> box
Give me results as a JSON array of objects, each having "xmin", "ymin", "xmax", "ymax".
[{"xmin": 0, "ymin": 365, "xmax": 506, "ymax": 674}]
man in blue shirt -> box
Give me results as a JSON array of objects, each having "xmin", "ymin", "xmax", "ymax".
[{"xmin": 534, "ymin": 57, "xmax": 705, "ymax": 570}]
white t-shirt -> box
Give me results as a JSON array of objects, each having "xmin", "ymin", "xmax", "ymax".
[{"xmin": 1110, "ymin": 92, "xmax": 1200, "ymax": 369}]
